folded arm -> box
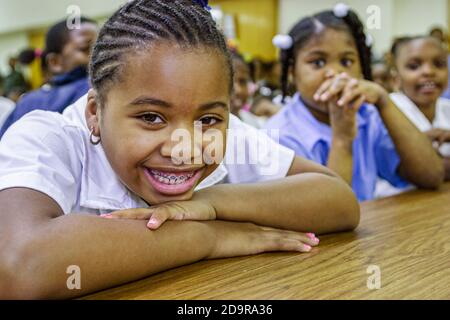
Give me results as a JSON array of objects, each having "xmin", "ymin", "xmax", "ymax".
[{"xmin": 195, "ymin": 156, "xmax": 360, "ymax": 234}]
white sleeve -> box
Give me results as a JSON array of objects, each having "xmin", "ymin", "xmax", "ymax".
[
  {"xmin": 0, "ymin": 111, "xmax": 83, "ymax": 214},
  {"xmin": 223, "ymin": 114, "xmax": 295, "ymax": 184}
]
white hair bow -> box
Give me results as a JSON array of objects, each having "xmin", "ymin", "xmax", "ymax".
[{"xmin": 272, "ymin": 34, "xmax": 293, "ymax": 50}]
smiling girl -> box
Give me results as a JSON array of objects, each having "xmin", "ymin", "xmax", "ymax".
[
  {"xmin": 266, "ymin": 4, "xmax": 444, "ymax": 201},
  {"xmin": 390, "ymin": 36, "xmax": 450, "ymax": 181},
  {"xmin": 0, "ymin": 0, "xmax": 359, "ymax": 299}
]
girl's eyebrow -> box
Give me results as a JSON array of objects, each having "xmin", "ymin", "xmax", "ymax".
[
  {"xmin": 305, "ymin": 50, "xmax": 357, "ymax": 56},
  {"xmin": 130, "ymin": 96, "xmax": 172, "ymax": 108},
  {"xmin": 129, "ymin": 96, "xmax": 228, "ymax": 110}
]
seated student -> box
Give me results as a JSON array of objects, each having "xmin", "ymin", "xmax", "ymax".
[
  {"xmin": 0, "ymin": 17, "xmax": 98, "ymax": 138},
  {"xmin": 389, "ymin": 36, "xmax": 450, "ymax": 181},
  {"xmin": 230, "ymin": 52, "xmax": 268, "ymax": 128},
  {"xmin": 0, "ymin": 0, "xmax": 359, "ymax": 299},
  {"xmin": 372, "ymin": 60, "xmax": 395, "ymax": 93},
  {"xmin": 265, "ymin": 4, "xmax": 444, "ymax": 202},
  {"xmin": 2, "ymin": 57, "xmax": 29, "ymax": 102},
  {"xmin": 0, "ymin": 96, "xmax": 15, "ymax": 129}
]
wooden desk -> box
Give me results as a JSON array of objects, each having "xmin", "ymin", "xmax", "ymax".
[{"xmin": 84, "ymin": 183, "xmax": 450, "ymax": 300}]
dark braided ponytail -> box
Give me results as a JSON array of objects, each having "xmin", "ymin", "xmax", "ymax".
[
  {"xmin": 279, "ymin": 8, "xmax": 373, "ymax": 102},
  {"xmin": 89, "ymin": 0, "xmax": 232, "ymax": 104}
]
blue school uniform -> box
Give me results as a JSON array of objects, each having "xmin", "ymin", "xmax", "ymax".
[
  {"xmin": 264, "ymin": 93, "xmax": 409, "ymax": 201},
  {"xmin": 0, "ymin": 66, "xmax": 90, "ymax": 139}
]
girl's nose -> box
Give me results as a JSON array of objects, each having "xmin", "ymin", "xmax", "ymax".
[
  {"xmin": 422, "ymin": 63, "xmax": 437, "ymax": 76},
  {"xmin": 160, "ymin": 125, "xmax": 203, "ymax": 165}
]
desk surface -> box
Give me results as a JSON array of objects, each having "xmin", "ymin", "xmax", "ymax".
[{"xmin": 84, "ymin": 183, "xmax": 450, "ymax": 300}]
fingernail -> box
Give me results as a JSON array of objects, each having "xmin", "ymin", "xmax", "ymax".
[
  {"xmin": 306, "ymin": 233, "xmax": 316, "ymax": 239},
  {"xmin": 338, "ymin": 100, "xmax": 344, "ymax": 106},
  {"xmin": 303, "ymin": 245, "xmax": 312, "ymax": 252},
  {"xmin": 313, "ymin": 237, "xmax": 320, "ymax": 244},
  {"xmin": 314, "ymin": 94, "xmax": 319, "ymax": 100}
]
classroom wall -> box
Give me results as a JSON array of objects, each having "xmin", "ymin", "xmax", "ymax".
[
  {"xmin": 392, "ymin": 0, "xmax": 448, "ymax": 37},
  {"xmin": 0, "ymin": 0, "xmax": 125, "ymax": 79},
  {"xmin": 278, "ymin": 0, "xmax": 447, "ymax": 56},
  {"xmin": 0, "ymin": 0, "xmax": 127, "ymax": 34},
  {"xmin": 210, "ymin": 0, "xmax": 278, "ymax": 60},
  {"xmin": 0, "ymin": 32, "xmax": 28, "ymax": 75}
]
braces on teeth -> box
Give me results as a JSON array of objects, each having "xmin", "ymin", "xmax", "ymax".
[{"xmin": 150, "ymin": 170, "xmax": 195, "ymax": 185}]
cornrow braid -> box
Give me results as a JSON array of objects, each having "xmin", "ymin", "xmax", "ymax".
[
  {"xmin": 340, "ymin": 10, "xmax": 373, "ymax": 81},
  {"xmin": 89, "ymin": 0, "xmax": 232, "ymax": 103},
  {"xmin": 279, "ymin": 9, "xmax": 373, "ymax": 102}
]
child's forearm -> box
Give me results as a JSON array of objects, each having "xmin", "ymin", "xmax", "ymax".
[
  {"xmin": 444, "ymin": 157, "xmax": 450, "ymax": 181},
  {"xmin": 377, "ymin": 97, "xmax": 444, "ymax": 188},
  {"xmin": 1, "ymin": 215, "xmax": 215, "ymax": 299},
  {"xmin": 195, "ymin": 173, "xmax": 360, "ymax": 235},
  {"xmin": 327, "ymin": 137, "xmax": 354, "ymax": 186}
]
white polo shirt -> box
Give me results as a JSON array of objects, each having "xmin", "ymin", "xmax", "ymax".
[
  {"xmin": 390, "ymin": 92, "xmax": 450, "ymax": 156},
  {"xmin": 0, "ymin": 95, "xmax": 294, "ymax": 215},
  {"xmin": 375, "ymin": 92, "xmax": 450, "ymax": 198}
]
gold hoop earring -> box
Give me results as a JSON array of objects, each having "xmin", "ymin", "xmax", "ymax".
[{"xmin": 89, "ymin": 127, "xmax": 101, "ymax": 145}]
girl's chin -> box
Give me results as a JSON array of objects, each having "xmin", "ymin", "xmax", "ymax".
[{"xmin": 144, "ymin": 191, "xmax": 195, "ymax": 205}]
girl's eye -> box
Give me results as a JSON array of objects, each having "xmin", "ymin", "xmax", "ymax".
[
  {"xmin": 139, "ymin": 113, "xmax": 164, "ymax": 125},
  {"xmin": 342, "ymin": 58, "xmax": 354, "ymax": 68},
  {"xmin": 406, "ymin": 62, "xmax": 420, "ymax": 70},
  {"xmin": 311, "ymin": 59, "xmax": 326, "ymax": 68},
  {"xmin": 435, "ymin": 60, "xmax": 447, "ymax": 68},
  {"xmin": 199, "ymin": 116, "xmax": 221, "ymax": 126}
]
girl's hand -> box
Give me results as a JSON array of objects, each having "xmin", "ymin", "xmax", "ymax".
[
  {"xmin": 314, "ymin": 72, "xmax": 389, "ymax": 110},
  {"xmin": 100, "ymin": 199, "xmax": 216, "ymax": 229},
  {"xmin": 313, "ymin": 72, "xmax": 389, "ymax": 140},
  {"xmin": 425, "ymin": 128, "xmax": 450, "ymax": 147},
  {"xmin": 206, "ymin": 221, "xmax": 320, "ymax": 259}
]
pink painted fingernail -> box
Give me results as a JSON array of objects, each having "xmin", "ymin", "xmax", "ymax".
[
  {"xmin": 303, "ymin": 245, "xmax": 312, "ymax": 251},
  {"xmin": 306, "ymin": 233, "xmax": 316, "ymax": 239}
]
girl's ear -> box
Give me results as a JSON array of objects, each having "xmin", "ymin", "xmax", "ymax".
[
  {"xmin": 46, "ymin": 53, "xmax": 64, "ymax": 75},
  {"xmin": 85, "ymin": 89, "xmax": 101, "ymax": 135},
  {"xmin": 391, "ymin": 68, "xmax": 401, "ymax": 92}
]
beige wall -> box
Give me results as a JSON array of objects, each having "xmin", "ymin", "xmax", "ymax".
[{"xmin": 278, "ymin": 0, "xmax": 447, "ymax": 56}]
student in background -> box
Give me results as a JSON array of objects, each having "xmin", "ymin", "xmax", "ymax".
[
  {"xmin": 2, "ymin": 57, "xmax": 29, "ymax": 102},
  {"xmin": 0, "ymin": 17, "xmax": 98, "ymax": 138},
  {"xmin": 372, "ymin": 60, "xmax": 395, "ymax": 93},
  {"xmin": 390, "ymin": 36, "xmax": 450, "ymax": 181},
  {"xmin": 230, "ymin": 52, "xmax": 268, "ymax": 128},
  {"xmin": 265, "ymin": 4, "xmax": 444, "ymax": 202},
  {"xmin": 0, "ymin": 0, "xmax": 359, "ymax": 299},
  {"xmin": 0, "ymin": 96, "xmax": 15, "ymax": 129}
]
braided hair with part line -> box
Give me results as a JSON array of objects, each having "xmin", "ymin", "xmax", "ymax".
[
  {"xmin": 89, "ymin": 0, "xmax": 233, "ymax": 104},
  {"xmin": 279, "ymin": 9, "xmax": 373, "ymax": 102}
]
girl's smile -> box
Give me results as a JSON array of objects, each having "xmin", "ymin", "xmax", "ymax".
[{"xmin": 143, "ymin": 166, "xmax": 206, "ymax": 196}]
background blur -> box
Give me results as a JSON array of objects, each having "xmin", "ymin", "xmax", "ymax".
[{"xmin": 0, "ymin": 0, "xmax": 449, "ymax": 89}]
